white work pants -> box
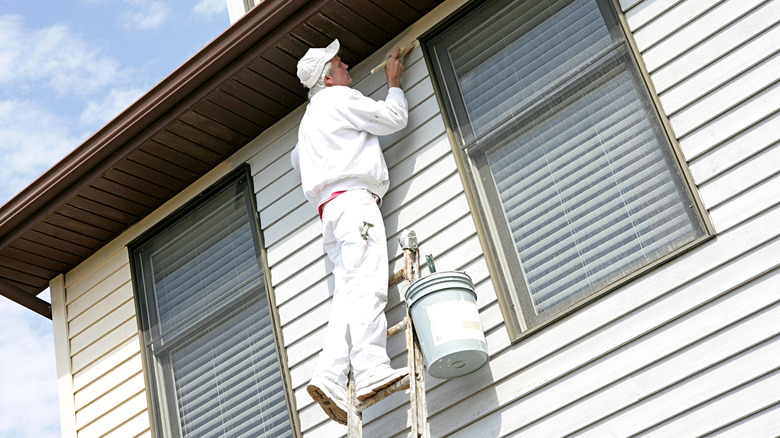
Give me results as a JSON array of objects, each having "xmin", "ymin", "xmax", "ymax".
[{"xmin": 316, "ymin": 189, "xmax": 391, "ymax": 387}]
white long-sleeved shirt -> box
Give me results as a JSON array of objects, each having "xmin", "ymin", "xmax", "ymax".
[{"xmin": 291, "ymin": 85, "xmax": 408, "ymax": 209}]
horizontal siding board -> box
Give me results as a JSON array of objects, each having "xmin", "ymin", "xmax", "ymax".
[
  {"xmin": 698, "ymin": 143, "xmax": 780, "ymax": 208},
  {"xmin": 257, "ymin": 174, "xmax": 305, "ymax": 225},
  {"xmin": 74, "ymin": 353, "xmax": 144, "ymax": 410},
  {"xmin": 67, "ymin": 256, "xmax": 130, "ymax": 315},
  {"xmin": 669, "ymin": 52, "xmax": 780, "ymax": 138},
  {"xmin": 271, "ymin": 236, "xmax": 326, "ymax": 287},
  {"xmin": 75, "ymin": 371, "xmax": 146, "ymax": 428},
  {"xmin": 688, "ymin": 110, "xmax": 779, "ymax": 184},
  {"xmin": 678, "ymin": 80, "xmax": 780, "ymax": 160},
  {"xmin": 382, "ymin": 153, "xmax": 459, "ymax": 217},
  {"xmin": 620, "ymin": 0, "xmax": 644, "ymax": 12},
  {"xmin": 274, "ymin": 251, "xmax": 331, "ymax": 307},
  {"xmin": 384, "ymin": 117, "xmax": 447, "ymax": 171},
  {"xmin": 648, "ymin": 0, "xmax": 780, "ymax": 91},
  {"xmin": 659, "ymin": 23, "xmax": 780, "ymax": 117},
  {"xmin": 262, "ymin": 202, "xmax": 316, "ymax": 248},
  {"xmin": 69, "ymin": 299, "xmax": 135, "ymax": 356},
  {"xmin": 277, "ymin": 276, "xmax": 331, "ymax": 329},
  {"xmin": 643, "ymin": 368, "xmax": 780, "ymax": 437},
  {"xmin": 430, "ymin": 234, "xmax": 780, "ymax": 436},
  {"xmin": 710, "ymin": 402, "xmax": 780, "ymax": 437},
  {"xmin": 102, "ymin": 410, "xmax": 151, "ymax": 438},
  {"xmin": 624, "ymin": 0, "xmax": 682, "ymax": 31},
  {"xmin": 71, "ymin": 317, "xmax": 139, "ymax": 373},
  {"xmin": 709, "ymin": 169, "xmax": 780, "ymax": 233},
  {"xmin": 76, "ymin": 390, "xmax": 148, "ymax": 438},
  {"xmin": 580, "ymin": 337, "xmax": 780, "ymax": 437},
  {"xmin": 252, "ymin": 152, "xmax": 296, "ymax": 195},
  {"xmin": 639, "ymin": 0, "xmax": 761, "ymax": 64},
  {"xmin": 266, "ymin": 217, "xmax": 320, "ymax": 267},
  {"xmin": 68, "ymin": 282, "xmax": 133, "ymax": 337},
  {"xmin": 73, "ymin": 336, "xmax": 141, "ymax": 392}
]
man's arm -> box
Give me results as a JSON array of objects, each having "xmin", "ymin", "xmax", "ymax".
[{"xmin": 339, "ymin": 48, "xmax": 408, "ymax": 135}]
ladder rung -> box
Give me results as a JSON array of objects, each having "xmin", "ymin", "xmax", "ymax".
[
  {"xmin": 354, "ymin": 374, "xmax": 412, "ymax": 412},
  {"xmin": 387, "ymin": 318, "xmax": 408, "ymax": 338},
  {"xmin": 389, "ymin": 269, "xmax": 405, "ymax": 286}
]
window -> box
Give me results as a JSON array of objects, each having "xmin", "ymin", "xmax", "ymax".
[
  {"xmin": 425, "ymin": 0, "xmax": 709, "ymax": 335},
  {"xmin": 131, "ymin": 168, "xmax": 295, "ymax": 437}
]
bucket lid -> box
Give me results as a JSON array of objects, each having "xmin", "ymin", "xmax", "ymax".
[{"xmin": 404, "ymin": 271, "xmax": 475, "ymax": 307}]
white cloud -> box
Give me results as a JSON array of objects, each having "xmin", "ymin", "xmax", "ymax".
[
  {"xmin": 0, "ymin": 100, "xmax": 80, "ymax": 203},
  {"xmin": 194, "ymin": 0, "xmax": 227, "ymax": 19},
  {"xmin": 0, "ymin": 292, "xmax": 60, "ymax": 438},
  {"xmin": 121, "ymin": 0, "xmax": 172, "ymax": 31},
  {"xmin": 0, "ymin": 15, "xmax": 121, "ymax": 96},
  {"xmin": 79, "ymin": 86, "xmax": 145, "ymax": 127}
]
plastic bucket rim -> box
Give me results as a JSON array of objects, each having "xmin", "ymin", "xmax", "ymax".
[{"xmin": 404, "ymin": 270, "xmax": 475, "ymax": 307}]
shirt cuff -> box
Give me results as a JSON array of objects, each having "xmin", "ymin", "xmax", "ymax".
[{"xmin": 387, "ymin": 87, "xmax": 405, "ymax": 99}]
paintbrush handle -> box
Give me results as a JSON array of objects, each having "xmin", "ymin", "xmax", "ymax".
[{"xmin": 370, "ymin": 40, "xmax": 419, "ymax": 74}]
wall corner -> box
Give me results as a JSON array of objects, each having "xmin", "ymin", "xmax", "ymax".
[{"xmin": 50, "ymin": 274, "xmax": 78, "ymax": 438}]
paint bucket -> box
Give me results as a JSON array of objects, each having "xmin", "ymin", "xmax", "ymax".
[{"xmin": 404, "ymin": 271, "xmax": 488, "ymax": 379}]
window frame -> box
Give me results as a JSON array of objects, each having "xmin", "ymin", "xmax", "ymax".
[
  {"xmin": 129, "ymin": 166, "xmax": 300, "ymax": 437},
  {"xmin": 422, "ymin": 0, "xmax": 713, "ymax": 339}
]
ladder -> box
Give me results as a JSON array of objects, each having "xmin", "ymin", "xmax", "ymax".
[{"xmin": 347, "ymin": 229, "xmax": 428, "ymax": 438}]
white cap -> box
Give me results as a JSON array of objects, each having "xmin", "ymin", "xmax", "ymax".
[{"xmin": 297, "ymin": 39, "xmax": 340, "ymax": 89}]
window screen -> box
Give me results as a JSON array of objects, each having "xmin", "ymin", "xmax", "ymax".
[
  {"xmin": 132, "ymin": 170, "xmax": 294, "ymax": 437},
  {"xmin": 426, "ymin": 0, "xmax": 708, "ymax": 331}
]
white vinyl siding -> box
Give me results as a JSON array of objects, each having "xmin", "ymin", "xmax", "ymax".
[{"xmin": 57, "ymin": 248, "xmax": 150, "ymax": 438}]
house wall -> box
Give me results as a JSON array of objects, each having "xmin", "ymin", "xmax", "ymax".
[
  {"xmin": 254, "ymin": 0, "xmax": 780, "ymax": 435},
  {"xmin": 51, "ymin": 0, "xmax": 780, "ymax": 436}
]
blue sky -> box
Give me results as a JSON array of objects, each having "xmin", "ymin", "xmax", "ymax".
[{"xmin": 0, "ymin": 0, "xmax": 231, "ymax": 436}]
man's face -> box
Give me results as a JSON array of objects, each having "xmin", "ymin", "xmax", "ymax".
[{"xmin": 327, "ymin": 55, "xmax": 352, "ymax": 87}]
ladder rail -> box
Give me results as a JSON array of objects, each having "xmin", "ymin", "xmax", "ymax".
[{"xmin": 347, "ymin": 233, "xmax": 428, "ymax": 437}]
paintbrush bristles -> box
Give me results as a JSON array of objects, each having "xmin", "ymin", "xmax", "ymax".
[{"xmin": 370, "ymin": 40, "xmax": 420, "ymax": 75}]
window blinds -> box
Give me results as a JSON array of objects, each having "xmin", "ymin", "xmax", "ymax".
[
  {"xmin": 150, "ymin": 190, "xmax": 258, "ymax": 337},
  {"xmin": 485, "ymin": 67, "xmax": 696, "ymax": 314},
  {"xmin": 136, "ymin": 176, "xmax": 292, "ymax": 438},
  {"xmin": 450, "ymin": 0, "xmax": 612, "ymax": 137},
  {"xmin": 170, "ymin": 295, "xmax": 292, "ymax": 437},
  {"xmin": 438, "ymin": 0, "xmax": 703, "ymax": 317}
]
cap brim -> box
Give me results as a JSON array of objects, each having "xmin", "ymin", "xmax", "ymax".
[{"xmin": 324, "ymin": 39, "xmax": 340, "ymax": 62}]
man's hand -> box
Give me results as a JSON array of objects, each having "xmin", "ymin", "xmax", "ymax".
[{"xmin": 385, "ymin": 48, "xmax": 404, "ymax": 89}]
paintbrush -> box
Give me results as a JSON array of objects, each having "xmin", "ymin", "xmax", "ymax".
[{"xmin": 370, "ymin": 39, "xmax": 419, "ymax": 74}]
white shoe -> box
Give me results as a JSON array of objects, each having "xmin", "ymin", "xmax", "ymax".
[
  {"xmin": 307, "ymin": 376, "xmax": 348, "ymax": 425},
  {"xmin": 356, "ymin": 367, "xmax": 409, "ymax": 401}
]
